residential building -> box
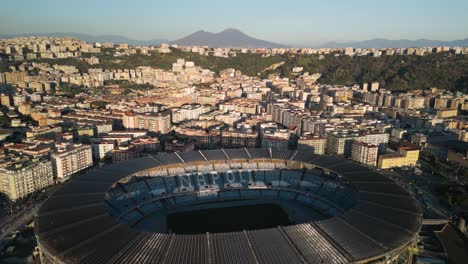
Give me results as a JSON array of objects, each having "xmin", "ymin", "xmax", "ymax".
[
  {"xmin": 297, "ymin": 134, "xmax": 326, "ymax": 154},
  {"xmin": 91, "ymin": 141, "xmax": 115, "ymax": 160},
  {"xmin": 361, "ymin": 132, "xmax": 389, "ymax": 153},
  {"xmin": 123, "ymin": 111, "xmax": 172, "ymax": 134},
  {"xmin": 351, "ymin": 142, "xmax": 378, "ymax": 166},
  {"xmin": 0, "ymin": 159, "xmax": 54, "ymax": 200},
  {"xmin": 51, "ymin": 144, "xmax": 93, "ymax": 181},
  {"xmin": 326, "ymin": 131, "xmax": 362, "ymax": 157},
  {"xmin": 221, "ymin": 127, "xmax": 259, "ymax": 148},
  {"xmin": 378, "ymin": 145, "xmax": 420, "ymax": 169}
]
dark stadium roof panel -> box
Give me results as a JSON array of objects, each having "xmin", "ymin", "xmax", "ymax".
[
  {"xmin": 178, "ymin": 151, "xmax": 206, "ymax": 163},
  {"xmin": 224, "ymin": 148, "xmax": 250, "ymax": 160},
  {"xmin": 283, "ymin": 224, "xmax": 349, "ymax": 263},
  {"xmin": 35, "ymin": 149, "xmax": 422, "ymax": 264},
  {"xmin": 245, "ymin": 148, "xmax": 271, "ymax": 159},
  {"xmin": 201, "ymin": 149, "xmax": 229, "ymax": 161}
]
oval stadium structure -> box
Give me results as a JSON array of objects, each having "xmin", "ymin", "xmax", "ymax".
[{"xmin": 35, "ymin": 149, "xmax": 422, "ymax": 264}]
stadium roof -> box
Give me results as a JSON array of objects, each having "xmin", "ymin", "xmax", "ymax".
[{"xmin": 35, "ymin": 149, "xmax": 422, "ymax": 264}]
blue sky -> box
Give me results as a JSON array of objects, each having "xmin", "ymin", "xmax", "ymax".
[{"xmin": 1, "ymin": 0, "xmax": 467, "ymax": 45}]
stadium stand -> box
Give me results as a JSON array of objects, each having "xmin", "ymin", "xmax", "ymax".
[{"xmin": 35, "ymin": 150, "xmax": 422, "ymax": 264}]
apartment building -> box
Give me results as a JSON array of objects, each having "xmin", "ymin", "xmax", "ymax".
[
  {"xmin": 51, "ymin": 144, "xmax": 93, "ymax": 181},
  {"xmin": 351, "ymin": 142, "xmax": 378, "ymax": 166},
  {"xmin": 378, "ymin": 145, "xmax": 420, "ymax": 169},
  {"xmin": 0, "ymin": 159, "xmax": 54, "ymax": 200},
  {"xmin": 361, "ymin": 132, "xmax": 389, "ymax": 154},
  {"xmin": 123, "ymin": 111, "xmax": 172, "ymax": 134},
  {"xmin": 91, "ymin": 141, "xmax": 115, "ymax": 160},
  {"xmin": 262, "ymin": 131, "xmax": 290, "ymax": 150},
  {"xmin": 297, "ymin": 134, "xmax": 326, "ymax": 154},
  {"xmin": 171, "ymin": 104, "xmax": 211, "ymax": 123},
  {"xmin": 326, "ymin": 131, "xmax": 362, "ymax": 157},
  {"xmin": 221, "ymin": 127, "xmax": 259, "ymax": 148}
]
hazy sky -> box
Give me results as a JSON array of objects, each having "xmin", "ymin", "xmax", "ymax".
[{"xmin": 1, "ymin": 0, "xmax": 468, "ymax": 45}]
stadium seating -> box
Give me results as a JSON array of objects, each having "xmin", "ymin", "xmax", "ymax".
[
  {"xmin": 197, "ymin": 164, "xmax": 214, "ymax": 172},
  {"xmin": 184, "ymin": 165, "xmax": 198, "ymax": 173},
  {"xmin": 121, "ymin": 210, "xmax": 143, "ymax": 225},
  {"xmin": 124, "ymin": 181, "xmax": 150, "ymax": 204},
  {"xmin": 213, "ymin": 163, "xmax": 230, "ymax": 171},
  {"xmin": 168, "ymin": 167, "xmax": 185, "ymax": 175},
  {"xmin": 280, "ymin": 170, "xmax": 303, "ymax": 188},
  {"xmin": 149, "ymin": 168, "xmax": 168, "ymax": 177},
  {"xmin": 106, "ymin": 167, "xmax": 358, "ymax": 224},
  {"xmin": 163, "ymin": 177, "xmax": 178, "ymax": 194},
  {"xmin": 106, "ymin": 187, "xmax": 134, "ymax": 213},
  {"xmin": 145, "ymin": 177, "xmax": 167, "ymax": 197},
  {"xmin": 241, "ymin": 162, "xmax": 258, "ymax": 170},
  {"xmin": 175, "ymin": 174, "xmax": 195, "ymax": 192},
  {"xmin": 138, "ymin": 202, "xmax": 161, "ymax": 214},
  {"xmin": 264, "ymin": 170, "xmax": 280, "ymax": 186}
]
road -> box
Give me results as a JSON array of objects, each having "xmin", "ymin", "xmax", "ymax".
[
  {"xmin": 0, "ymin": 203, "xmax": 41, "ymax": 244},
  {"xmin": 0, "ymin": 185, "xmax": 60, "ymax": 248},
  {"xmin": 378, "ymin": 168, "xmax": 452, "ymax": 219}
]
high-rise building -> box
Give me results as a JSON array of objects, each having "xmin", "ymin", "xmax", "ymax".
[
  {"xmin": 4, "ymin": 71, "xmax": 27, "ymax": 84},
  {"xmin": 123, "ymin": 111, "xmax": 171, "ymax": 134},
  {"xmin": 370, "ymin": 82, "xmax": 380, "ymax": 92},
  {"xmin": 351, "ymin": 142, "xmax": 378, "ymax": 166},
  {"xmin": 326, "ymin": 131, "xmax": 362, "ymax": 157},
  {"xmin": 362, "ymin": 83, "xmax": 369, "ymax": 92},
  {"xmin": 91, "ymin": 141, "xmax": 115, "ymax": 160},
  {"xmin": 51, "ymin": 144, "xmax": 93, "ymax": 181},
  {"xmin": 0, "ymin": 159, "xmax": 54, "ymax": 200},
  {"xmin": 361, "ymin": 132, "xmax": 389, "ymax": 154},
  {"xmin": 297, "ymin": 134, "xmax": 326, "ymax": 154}
]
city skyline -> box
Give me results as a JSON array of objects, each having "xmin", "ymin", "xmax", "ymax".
[{"xmin": 2, "ymin": 0, "xmax": 468, "ymax": 46}]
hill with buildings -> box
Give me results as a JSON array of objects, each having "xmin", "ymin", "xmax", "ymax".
[
  {"xmin": 0, "ymin": 33, "xmax": 168, "ymax": 46},
  {"xmin": 317, "ymin": 38, "xmax": 468, "ymax": 49}
]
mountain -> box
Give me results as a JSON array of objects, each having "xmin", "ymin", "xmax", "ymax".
[
  {"xmin": 0, "ymin": 32, "xmax": 168, "ymax": 46},
  {"xmin": 171, "ymin": 28, "xmax": 288, "ymax": 48},
  {"xmin": 317, "ymin": 38, "xmax": 468, "ymax": 49}
]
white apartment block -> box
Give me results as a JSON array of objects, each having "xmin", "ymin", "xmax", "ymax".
[
  {"xmin": 351, "ymin": 142, "xmax": 378, "ymax": 167},
  {"xmin": 92, "ymin": 142, "xmax": 115, "ymax": 160},
  {"xmin": 361, "ymin": 133, "xmax": 389, "ymax": 154},
  {"xmin": 52, "ymin": 144, "xmax": 93, "ymax": 181},
  {"xmin": 123, "ymin": 111, "xmax": 172, "ymax": 134},
  {"xmin": 171, "ymin": 104, "xmax": 210, "ymax": 123}
]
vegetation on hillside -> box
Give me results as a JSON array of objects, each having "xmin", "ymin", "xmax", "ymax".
[
  {"xmin": 271, "ymin": 53, "xmax": 468, "ymax": 92},
  {"xmin": 58, "ymin": 82, "xmax": 86, "ymax": 95},
  {"xmin": 28, "ymin": 49, "xmax": 468, "ymax": 92},
  {"xmin": 94, "ymin": 48, "xmax": 284, "ymax": 76}
]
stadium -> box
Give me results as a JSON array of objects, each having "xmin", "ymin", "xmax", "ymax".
[{"xmin": 35, "ymin": 149, "xmax": 422, "ymax": 264}]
